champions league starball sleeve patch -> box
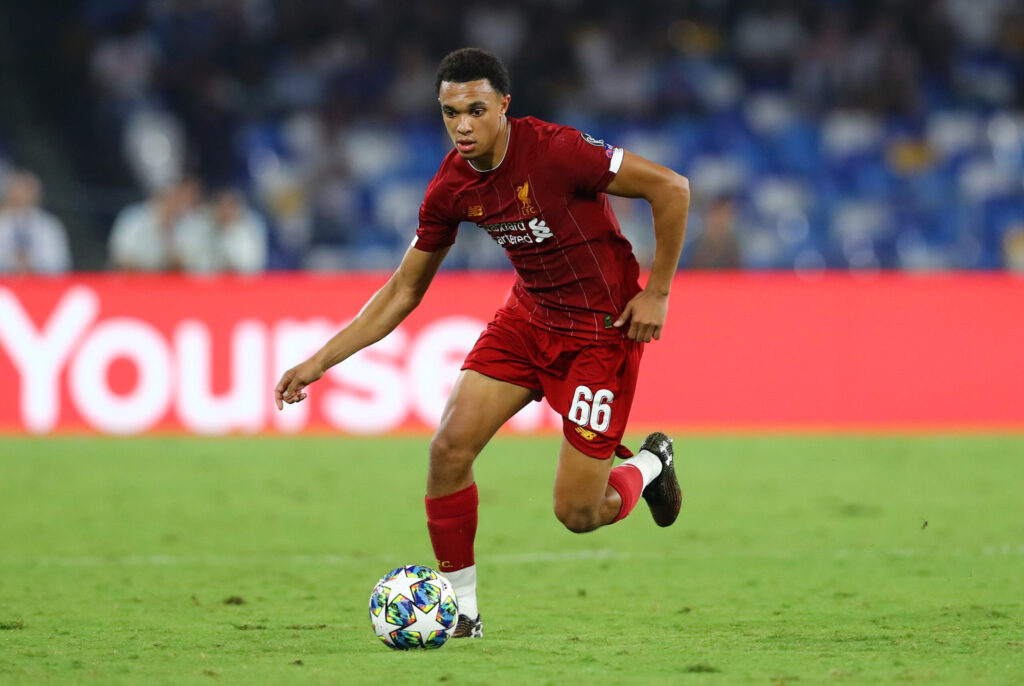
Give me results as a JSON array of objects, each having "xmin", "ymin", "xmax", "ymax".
[{"xmin": 579, "ymin": 131, "xmax": 624, "ymax": 172}]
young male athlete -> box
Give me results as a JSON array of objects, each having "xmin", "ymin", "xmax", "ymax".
[{"xmin": 275, "ymin": 48, "xmax": 690, "ymax": 638}]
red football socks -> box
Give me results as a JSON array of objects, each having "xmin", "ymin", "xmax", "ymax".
[
  {"xmin": 425, "ymin": 483, "xmax": 479, "ymax": 572},
  {"xmin": 607, "ymin": 463, "xmax": 645, "ymax": 523}
]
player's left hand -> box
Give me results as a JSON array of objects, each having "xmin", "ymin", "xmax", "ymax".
[{"xmin": 613, "ymin": 289, "xmax": 668, "ymax": 342}]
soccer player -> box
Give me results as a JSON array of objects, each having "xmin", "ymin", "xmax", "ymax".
[{"xmin": 275, "ymin": 48, "xmax": 690, "ymax": 638}]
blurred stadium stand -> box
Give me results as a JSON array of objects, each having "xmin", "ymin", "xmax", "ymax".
[{"xmin": 0, "ymin": 0, "xmax": 1021, "ymax": 272}]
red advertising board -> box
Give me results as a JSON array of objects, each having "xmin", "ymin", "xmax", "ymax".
[{"xmin": 1, "ymin": 272, "xmax": 1022, "ymax": 435}]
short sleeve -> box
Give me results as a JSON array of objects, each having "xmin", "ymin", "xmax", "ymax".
[
  {"xmin": 413, "ymin": 177, "xmax": 458, "ymax": 252},
  {"xmin": 547, "ymin": 127, "xmax": 625, "ymax": 195}
]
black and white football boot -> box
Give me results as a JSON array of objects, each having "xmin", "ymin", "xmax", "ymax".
[
  {"xmin": 452, "ymin": 614, "xmax": 483, "ymax": 639},
  {"xmin": 640, "ymin": 432, "xmax": 682, "ymax": 527}
]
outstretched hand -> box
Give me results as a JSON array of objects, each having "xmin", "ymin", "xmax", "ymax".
[
  {"xmin": 274, "ymin": 359, "xmax": 326, "ymax": 410},
  {"xmin": 613, "ymin": 289, "xmax": 669, "ymax": 343}
]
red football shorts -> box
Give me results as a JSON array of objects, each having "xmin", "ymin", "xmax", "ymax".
[{"xmin": 461, "ymin": 311, "xmax": 644, "ymax": 459}]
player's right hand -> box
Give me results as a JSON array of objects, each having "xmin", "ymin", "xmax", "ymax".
[{"xmin": 274, "ymin": 359, "xmax": 325, "ymax": 410}]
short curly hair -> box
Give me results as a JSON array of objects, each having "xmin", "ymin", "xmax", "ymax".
[{"xmin": 435, "ymin": 47, "xmax": 510, "ymax": 96}]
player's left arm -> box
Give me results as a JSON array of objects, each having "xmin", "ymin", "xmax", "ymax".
[{"xmin": 604, "ymin": 151, "xmax": 690, "ymax": 342}]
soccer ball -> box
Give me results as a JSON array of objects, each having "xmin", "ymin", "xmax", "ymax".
[{"xmin": 369, "ymin": 565, "xmax": 459, "ymax": 649}]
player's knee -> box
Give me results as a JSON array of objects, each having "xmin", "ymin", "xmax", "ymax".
[
  {"xmin": 428, "ymin": 433, "xmax": 476, "ymax": 476},
  {"xmin": 554, "ymin": 502, "xmax": 601, "ymax": 534}
]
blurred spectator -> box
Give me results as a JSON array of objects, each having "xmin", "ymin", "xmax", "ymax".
[
  {"xmin": 1003, "ymin": 223, "xmax": 1024, "ymax": 271},
  {"xmin": 56, "ymin": 0, "xmax": 1023, "ymax": 271},
  {"xmin": 0, "ymin": 171, "xmax": 72, "ymax": 274},
  {"xmin": 89, "ymin": 10, "xmax": 156, "ymax": 115},
  {"xmin": 688, "ymin": 198, "xmax": 743, "ymax": 270},
  {"xmin": 108, "ymin": 182, "xmax": 190, "ymax": 271},
  {"xmin": 177, "ymin": 189, "xmax": 268, "ymax": 273}
]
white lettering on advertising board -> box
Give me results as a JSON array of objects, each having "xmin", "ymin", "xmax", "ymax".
[{"xmin": 0, "ymin": 286, "xmax": 560, "ymax": 435}]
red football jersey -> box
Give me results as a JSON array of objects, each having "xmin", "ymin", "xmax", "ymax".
[{"xmin": 414, "ymin": 116, "xmax": 641, "ymax": 341}]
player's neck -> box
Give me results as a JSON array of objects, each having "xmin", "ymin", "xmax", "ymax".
[{"xmin": 468, "ymin": 118, "xmax": 511, "ymax": 173}]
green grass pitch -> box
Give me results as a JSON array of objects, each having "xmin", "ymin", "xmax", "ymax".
[{"xmin": 1, "ymin": 434, "xmax": 1022, "ymax": 685}]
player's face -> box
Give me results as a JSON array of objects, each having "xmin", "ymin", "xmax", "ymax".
[{"xmin": 438, "ymin": 79, "xmax": 511, "ymax": 166}]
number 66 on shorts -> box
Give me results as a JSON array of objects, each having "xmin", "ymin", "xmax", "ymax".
[{"xmin": 569, "ymin": 386, "xmax": 614, "ymax": 432}]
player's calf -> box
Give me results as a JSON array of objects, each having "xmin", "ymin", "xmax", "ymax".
[{"xmin": 552, "ymin": 440, "xmax": 623, "ymax": 532}]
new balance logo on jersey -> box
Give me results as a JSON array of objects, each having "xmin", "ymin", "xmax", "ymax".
[{"xmin": 529, "ymin": 218, "xmax": 552, "ymax": 243}]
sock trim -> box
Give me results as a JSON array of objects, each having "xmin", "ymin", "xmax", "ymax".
[
  {"xmin": 424, "ymin": 482, "xmax": 479, "ymax": 519},
  {"xmin": 607, "ymin": 463, "xmax": 645, "ymax": 522}
]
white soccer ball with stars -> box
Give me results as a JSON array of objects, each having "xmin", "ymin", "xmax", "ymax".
[{"xmin": 369, "ymin": 565, "xmax": 459, "ymax": 649}]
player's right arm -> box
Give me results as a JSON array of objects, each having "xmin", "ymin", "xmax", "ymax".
[{"xmin": 274, "ymin": 245, "xmax": 449, "ymax": 409}]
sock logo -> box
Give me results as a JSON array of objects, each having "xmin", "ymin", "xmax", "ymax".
[{"xmin": 438, "ymin": 560, "xmax": 454, "ymax": 570}]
